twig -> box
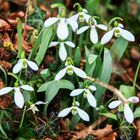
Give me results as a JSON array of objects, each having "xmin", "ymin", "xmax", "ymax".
[{"xmin": 86, "ymin": 76, "xmax": 128, "ymax": 103}]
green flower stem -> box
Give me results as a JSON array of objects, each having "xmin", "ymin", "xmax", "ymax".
[
  {"xmin": 133, "ymin": 61, "xmax": 140, "ymax": 91},
  {"xmin": 19, "ymin": 105, "xmax": 27, "ymax": 128}
]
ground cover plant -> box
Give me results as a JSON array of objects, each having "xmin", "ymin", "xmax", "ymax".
[{"xmin": 0, "ymin": 0, "xmax": 140, "ymax": 139}]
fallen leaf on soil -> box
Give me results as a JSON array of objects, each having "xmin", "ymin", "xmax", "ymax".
[
  {"xmin": 72, "ymin": 124, "xmax": 113, "ymax": 139},
  {"xmin": 135, "ymin": 119, "xmax": 140, "ymax": 140},
  {"xmin": 0, "ymin": 60, "xmax": 12, "ymax": 71},
  {"xmin": 0, "ymin": 48, "xmax": 11, "ymax": 60},
  {"xmin": 0, "ymin": 95, "xmax": 12, "ymax": 109},
  {"xmin": 131, "ymin": 48, "xmax": 140, "ymax": 60},
  {"xmin": 100, "ymin": 132, "xmax": 117, "ymax": 140}
]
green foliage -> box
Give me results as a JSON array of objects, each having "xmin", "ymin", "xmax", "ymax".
[{"xmin": 27, "ymin": 7, "xmax": 46, "ymax": 31}]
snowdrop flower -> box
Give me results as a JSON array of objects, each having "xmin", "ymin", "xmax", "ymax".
[
  {"xmin": 108, "ymin": 96, "xmax": 139, "ymax": 123},
  {"xmin": 77, "ymin": 17, "xmax": 107, "ymax": 44},
  {"xmin": 0, "ymin": 84, "xmax": 34, "ymax": 108},
  {"xmin": 13, "ymin": 58, "xmax": 38, "ymax": 74},
  {"xmin": 70, "ymin": 3, "xmax": 91, "ymax": 23},
  {"xmin": 44, "ymin": 17, "xmax": 78, "ymax": 40},
  {"xmin": 27, "ymin": 101, "xmax": 47, "ymax": 114},
  {"xmin": 55, "ymin": 57, "xmax": 87, "ymax": 80},
  {"xmin": 101, "ymin": 22, "xmax": 135, "ymax": 45},
  {"xmin": 58, "ymin": 98, "xmax": 89, "ymax": 121},
  {"xmin": 50, "ymin": 41, "xmax": 75, "ymax": 61},
  {"xmin": 70, "ymin": 84, "xmax": 97, "ymax": 107}
]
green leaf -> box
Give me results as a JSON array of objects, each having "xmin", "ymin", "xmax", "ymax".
[
  {"xmin": 37, "ymin": 81, "xmax": 53, "ymax": 92},
  {"xmin": 43, "ymin": 81, "xmax": 60, "ymax": 115},
  {"xmin": 120, "ymin": 85, "xmax": 134, "ymax": 98},
  {"xmin": 28, "ymin": 29, "xmax": 43, "ymax": 60},
  {"xmin": 74, "ymin": 47, "xmax": 81, "ymax": 67},
  {"xmin": 99, "ymin": 112, "xmax": 117, "ymax": 120},
  {"xmin": 17, "ymin": 18, "xmax": 23, "ymax": 58},
  {"xmin": 27, "ymin": 7, "xmax": 46, "ymax": 31},
  {"xmin": 110, "ymin": 37, "xmax": 128, "ymax": 62},
  {"xmin": 70, "ymin": 115, "xmax": 80, "ymax": 130},
  {"xmin": 0, "ymin": 66, "xmax": 7, "ymax": 86},
  {"xmin": 35, "ymin": 26, "xmax": 55, "ymax": 65},
  {"xmin": 134, "ymin": 107, "xmax": 140, "ymax": 118},
  {"xmin": 88, "ymin": 54, "xmax": 98, "ymax": 64},
  {"xmin": 95, "ymin": 48, "xmax": 112, "ymax": 105},
  {"xmin": 85, "ymin": 46, "xmax": 97, "ymax": 76},
  {"xmin": 57, "ymin": 80, "xmax": 75, "ymax": 90}
]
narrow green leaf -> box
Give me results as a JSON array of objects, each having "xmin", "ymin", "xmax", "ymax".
[
  {"xmin": 0, "ymin": 66, "xmax": 7, "ymax": 86},
  {"xmin": 28, "ymin": 29, "xmax": 43, "ymax": 60},
  {"xmin": 134, "ymin": 107, "xmax": 140, "ymax": 118},
  {"xmin": 95, "ymin": 48, "xmax": 112, "ymax": 105},
  {"xmin": 37, "ymin": 81, "xmax": 53, "ymax": 92},
  {"xmin": 99, "ymin": 112, "xmax": 117, "ymax": 120},
  {"xmin": 35, "ymin": 26, "xmax": 55, "ymax": 65},
  {"xmin": 43, "ymin": 81, "xmax": 60, "ymax": 115},
  {"xmin": 110, "ymin": 37, "xmax": 128, "ymax": 62},
  {"xmin": 74, "ymin": 47, "xmax": 81, "ymax": 67},
  {"xmin": 57, "ymin": 80, "xmax": 75, "ymax": 90},
  {"xmin": 70, "ymin": 115, "xmax": 80, "ymax": 130},
  {"xmin": 17, "ymin": 18, "xmax": 23, "ymax": 58}
]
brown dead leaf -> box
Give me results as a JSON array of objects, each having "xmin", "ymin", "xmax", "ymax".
[
  {"xmin": 0, "ymin": 0, "xmax": 10, "ymax": 12},
  {"xmin": 131, "ymin": 48, "xmax": 140, "ymax": 61},
  {"xmin": 0, "ymin": 48, "xmax": 11, "ymax": 60},
  {"xmin": 0, "ymin": 95, "xmax": 12, "ymax": 109},
  {"xmin": 135, "ymin": 119, "xmax": 140, "ymax": 140},
  {"xmin": 0, "ymin": 61, "xmax": 12, "ymax": 72},
  {"xmin": 72, "ymin": 124, "xmax": 113, "ymax": 139},
  {"xmin": 0, "ymin": 80, "xmax": 4, "ymax": 89},
  {"xmin": 100, "ymin": 132, "xmax": 117, "ymax": 140}
]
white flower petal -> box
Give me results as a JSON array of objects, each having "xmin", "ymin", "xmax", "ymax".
[
  {"xmin": 67, "ymin": 18, "xmax": 78, "ymax": 32},
  {"xmin": 26, "ymin": 60, "xmax": 38, "ymax": 71},
  {"xmin": 83, "ymin": 13, "xmax": 91, "ymax": 23},
  {"xmin": 128, "ymin": 96, "xmax": 139, "ymax": 103},
  {"xmin": 83, "ymin": 9, "xmax": 88, "ymax": 13},
  {"xmin": 118, "ymin": 23, "xmax": 124, "ymax": 28},
  {"xmin": 57, "ymin": 18, "xmax": 69, "ymax": 40},
  {"xmin": 58, "ymin": 107, "xmax": 72, "ymax": 117},
  {"xmin": 12, "ymin": 60, "xmax": 23, "ymax": 74},
  {"xmin": 64, "ymin": 41, "xmax": 75, "ymax": 48},
  {"xmin": 44, "ymin": 17, "xmax": 59, "ymax": 27},
  {"xmin": 70, "ymin": 89, "xmax": 85, "ymax": 96},
  {"xmin": 55, "ymin": 67, "xmax": 67, "ymax": 80},
  {"xmin": 0, "ymin": 87, "xmax": 13, "ymax": 95},
  {"xmin": 76, "ymin": 101, "xmax": 80, "ymax": 106},
  {"xmin": 76, "ymin": 107, "xmax": 89, "ymax": 121},
  {"xmin": 20, "ymin": 85, "xmax": 34, "ymax": 91},
  {"xmin": 101, "ymin": 29, "xmax": 114, "ymax": 45},
  {"xmin": 120, "ymin": 28, "xmax": 135, "ymax": 42},
  {"xmin": 49, "ymin": 41, "xmax": 59, "ymax": 47},
  {"xmin": 90, "ymin": 27, "xmax": 98, "ymax": 44},
  {"xmin": 14, "ymin": 88, "xmax": 24, "ymax": 108},
  {"xmin": 88, "ymin": 85, "xmax": 96, "ymax": 91},
  {"xmin": 35, "ymin": 101, "xmax": 46, "ymax": 105},
  {"xmin": 59, "ymin": 43, "xmax": 67, "ymax": 61},
  {"xmin": 97, "ymin": 24, "xmax": 107, "ymax": 30},
  {"xmin": 70, "ymin": 14, "xmax": 79, "ymax": 21},
  {"xmin": 108, "ymin": 100, "xmax": 122, "ymax": 109},
  {"xmin": 124, "ymin": 104, "xmax": 134, "ymax": 123},
  {"xmin": 77, "ymin": 26, "xmax": 89, "ymax": 34},
  {"xmin": 72, "ymin": 66, "xmax": 87, "ymax": 78},
  {"xmin": 87, "ymin": 91, "xmax": 96, "ymax": 107}
]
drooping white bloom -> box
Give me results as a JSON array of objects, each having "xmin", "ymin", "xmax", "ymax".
[
  {"xmin": 27, "ymin": 101, "xmax": 47, "ymax": 114},
  {"xmin": 101, "ymin": 23, "xmax": 135, "ymax": 45},
  {"xmin": 44, "ymin": 17, "xmax": 78, "ymax": 40},
  {"xmin": 55, "ymin": 59, "xmax": 87, "ymax": 80},
  {"xmin": 108, "ymin": 96, "xmax": 139, "ymax": 123},
  {"xmin": 13, "ymin": 58, "xmax": 38, "ymax": 74},
  {"xmin": 0, "ymin": 85, "xmax": 34, "ymax": 108},
  {"xmin": 77, "ymin": 18, "xmax": 107, "ymax": 44},
  {"xmin": 70, "ymin": 8, "xmax": 91, "ymax": 23},
  {"xmin": 58, "ymin": 101, "xmax": 89, "ymax": 121},
  {"xmin": 70, "ymin": 85, "xmax": 97, "ymax": 107},
  {"xmin": 50, "ymin": 41, "xmax": 75, "ymax": 61}
]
